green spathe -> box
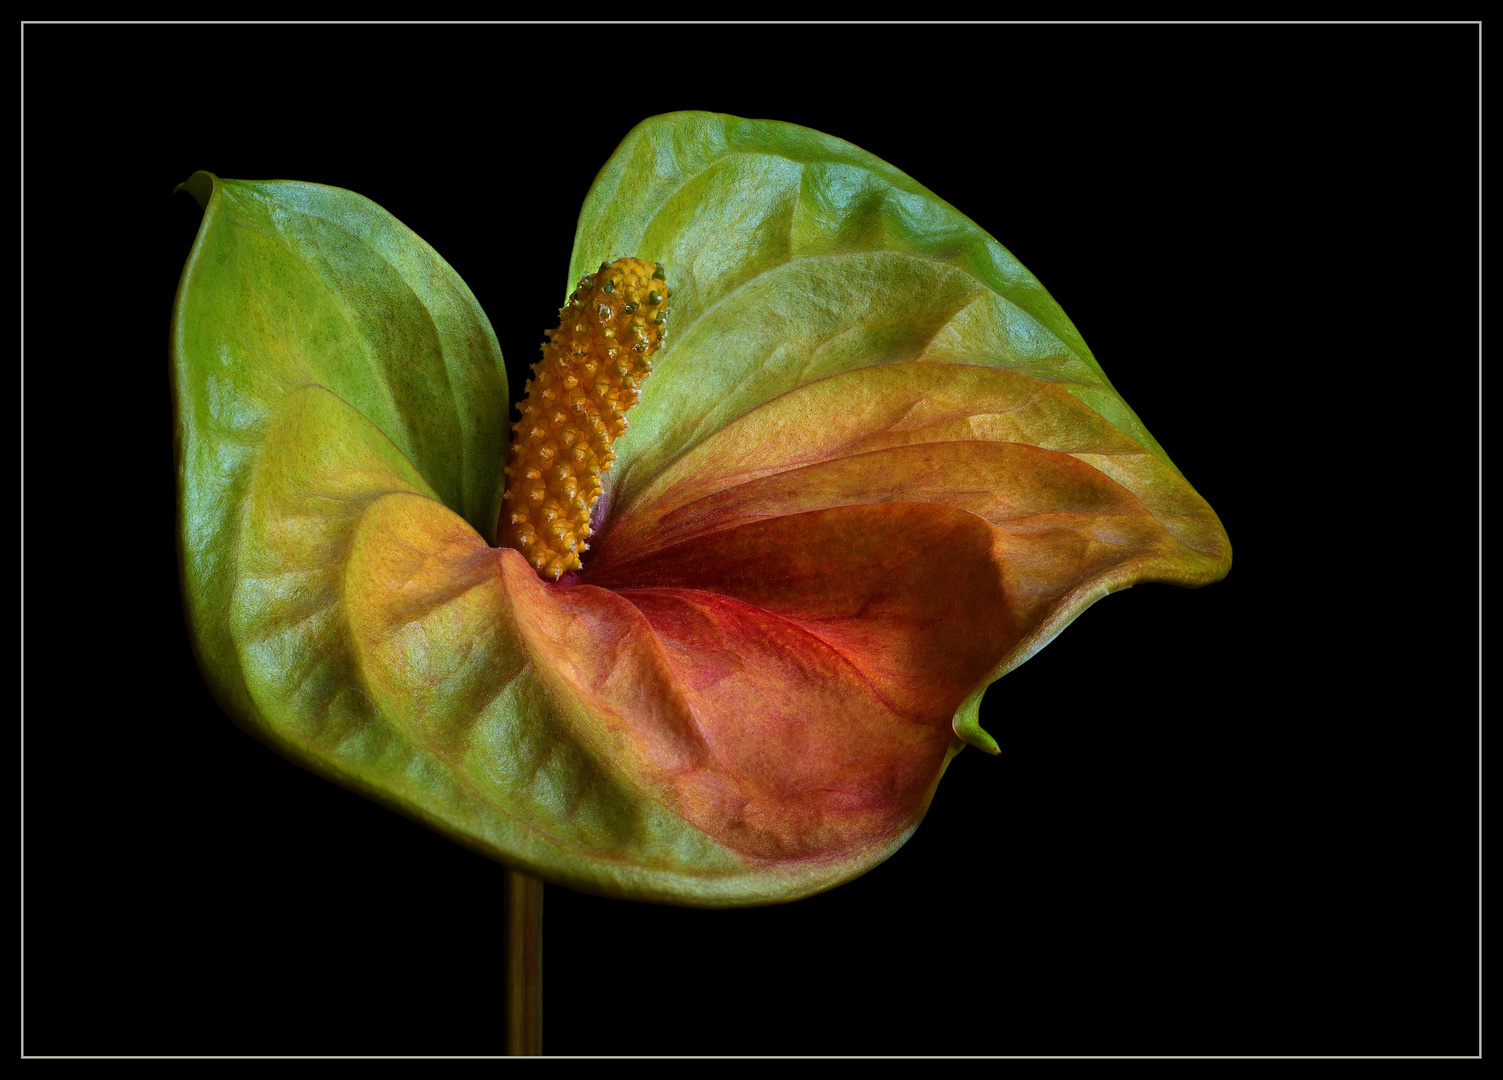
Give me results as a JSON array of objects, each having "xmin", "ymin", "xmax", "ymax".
[{"xmin": 170, "ymin": 113, "xmax": 1231, "ymax": 907}]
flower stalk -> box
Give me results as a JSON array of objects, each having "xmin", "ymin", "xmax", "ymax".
[{"xmin": 504, "ymin": 869, "xmax": 543, "ymax": 1056}]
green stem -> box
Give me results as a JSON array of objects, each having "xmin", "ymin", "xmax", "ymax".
[{"xmin": 504, "ymin": 868, "xmax": 543, "ymax": 1055}]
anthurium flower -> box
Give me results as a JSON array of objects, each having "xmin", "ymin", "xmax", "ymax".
[{"xmin": 170, "ymin": 112, "xmax": 1230, "ymax": 907}]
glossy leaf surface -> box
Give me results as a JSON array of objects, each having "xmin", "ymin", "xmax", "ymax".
[{"xmin": 171, "ymin": 114, "xmax": 1230, "ymax": 906}]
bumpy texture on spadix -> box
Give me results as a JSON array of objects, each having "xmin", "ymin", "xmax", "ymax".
[
  {"xmin": 170, "ymin": 115, "xmax": 1230, "ymax": 908},
  {"xmin": 500, "ymin": 258, "xmax": 668, "ymax": 579}
]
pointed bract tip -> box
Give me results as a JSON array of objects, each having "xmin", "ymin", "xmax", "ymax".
[{"xmin": 174, "ymin": 170, "xmax": 219, "ymax": 210}]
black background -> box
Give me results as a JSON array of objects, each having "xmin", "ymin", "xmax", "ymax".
[{"xmin": 23, "ymin": 22, "xmax": 1479, "ymax": 1057}]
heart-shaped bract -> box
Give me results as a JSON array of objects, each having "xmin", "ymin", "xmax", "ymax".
[{"xmin": 170, "ymin": 113, "xmax": 1230, "ymax": 906}]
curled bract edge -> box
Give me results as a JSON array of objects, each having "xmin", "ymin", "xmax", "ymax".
[{"xmin": 170, "ymin": 113, "xmax": 1230, "ymax": 907}]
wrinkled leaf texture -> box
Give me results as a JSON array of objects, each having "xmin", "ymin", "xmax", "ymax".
[{"xmin": 171, "ymin": 113, "xmax": 1230, "ymax": 906}]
